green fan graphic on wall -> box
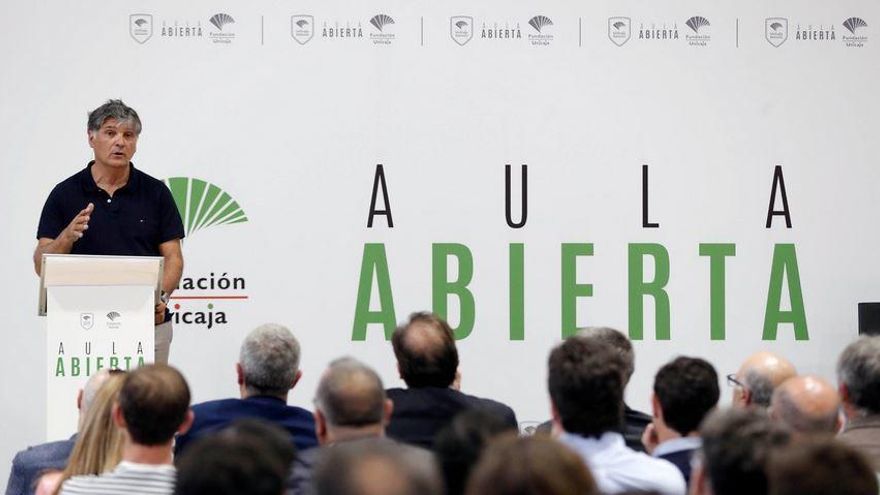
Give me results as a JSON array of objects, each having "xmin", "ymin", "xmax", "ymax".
[{"xmin": 163, "ymin": 177, "xmax": 248, "ymax": 238}]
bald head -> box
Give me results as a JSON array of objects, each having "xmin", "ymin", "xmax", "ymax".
[
  {"xmin": 392, "ymin": 312, "xmax": 459, "ymax": 388},
  {"xmin": 315, "ymin": 358, "xmax": 389, "ymax": 433},
  {"xmin": 771, "ymin": 376, "xmax": 841, "ymax": 434},
  {"xmin": 734, "ymin": 352, "xmax": 797, "ymax": 408}
]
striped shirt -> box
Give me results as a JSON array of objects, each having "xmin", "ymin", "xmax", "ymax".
[{"xmin": 60, "ymin": 461, "xmax": 175, "ymax": 494}]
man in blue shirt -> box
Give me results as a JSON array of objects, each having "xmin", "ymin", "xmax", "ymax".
[
  {"xmin": 174, "ymin": 324, "xmax": 318, "ymax": 455},
  {"xmin": 33, "ymin": 99, "xmax": 184, "ymax": 364}
]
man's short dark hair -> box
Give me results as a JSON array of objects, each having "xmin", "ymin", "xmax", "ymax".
[
  {"xmin": 699, "ymin": 408, "xmax": 790, "ymax": 495},
  {"xmin": 175, "ymin": 420, "xmax": 293, "ymax": 495},
  {"xmin": 87, "ymin": 99, "xmax": 142, "ymax": 135},
  {"xmin": 768, "ymin": 437, "xmax": 878, "ymax": 495},
  {"xmin": 654, "ymin": 356, "xmax": 720, "ymax": 435},
  {"xmin": 577, "ymin": 327, "xmax": 635, "ymax": 384},
  {"xmin": 548, "ymin": 336, "xmax": 624, "ymax": 438},
  {"xmin": 392, "ymin": 312, "xmax": 459, "ymax": 388},
  {"xmin": 118, "ymin": 365, "xmax": 190, "ymax": 446},
  {"xmin": 434, "ymin": 410, "xmax": 518, "ymax": 495},
  {"xmin": 315, "ymin": 357, "xmax": 386, "ymax": 427}
]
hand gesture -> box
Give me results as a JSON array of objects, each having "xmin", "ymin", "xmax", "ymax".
[{"xmin": 61, "ymin": 203, "xmax": 94, "ymax": 243}]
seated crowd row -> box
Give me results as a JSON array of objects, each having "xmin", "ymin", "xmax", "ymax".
[{"xmin": 7, "ymin": 312, "xmax": 880, "ymax": 495}]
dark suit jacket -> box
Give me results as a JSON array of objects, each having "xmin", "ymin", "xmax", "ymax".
[
  {"xmin": 658, "ymin": 448, "xmax": 697, "ymax": 485},
  {"xmin": 534, "ymin": 405, "xmax": 652, "ymax": 452},
  {"xmin": 5, "ymin": 436, "xmax": 76, "ymax": 495},
  {"xmin": 174, "ymin": 396, "xmax": 318, "ymax": 456},
  {"xmin": 385, "ymin": 387, "xmax": 518, "ymax": 450}
]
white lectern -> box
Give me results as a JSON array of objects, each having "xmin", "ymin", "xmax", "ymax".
[{"xmin": 40, "ymin": 254, "xmax": 163, "ymax": 440}]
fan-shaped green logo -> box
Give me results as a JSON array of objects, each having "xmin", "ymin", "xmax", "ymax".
[{"xmin": 163, "ymin": 177, "xmax": 248, "ymax": 237}]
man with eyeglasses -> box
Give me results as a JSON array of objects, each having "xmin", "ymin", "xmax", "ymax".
[{"xmin": 728, "ymin": 351, "xmax": 796, "ymax": 409}]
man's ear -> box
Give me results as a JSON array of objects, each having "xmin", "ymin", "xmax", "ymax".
[
  {"xmin": 382, "ymin": 399, "xmax": 394, "ymax": 425},
  {"xmin": 236, "ymin": 363, "xmax": 244, "ymax": 386},
  {"xmin": 314, "ymin": 410, "xmax": 328, "ymax": 444},
  {"xmin": 177, "ymin": 409, "xmax": 195, "ymax": 436},
  {"xmin": 651, "ymin": 393, "xmax": 662, "ymax": 420},
  {"xmin": 76, "ymin": 389, "xmax": 84, "ymax": 412},
  {"xmin": 87, "ymin": 131, "xmax": 96, "ymax": 149},
  {"xmin": 839, "ymin": 383, "xmax": 850, "ymax": 403},
  {"xmin": 742, "ymin": 388, "xmax": 753, "ymax": 406},
  {"xmin": 291, "ymin": 370, "xmax": 303, "ymax": 389},
  {"xmin": 112, "ymin": 402, "xmax": 126, "ymax": 429}
]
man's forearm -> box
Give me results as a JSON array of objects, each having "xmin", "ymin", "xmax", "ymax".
[
  {"xmin": 162, "ymin": 255, "xmax": 183, "ymax": 296},
  {"xmin": 33, "ymin": 237, "xmax": 74, "ymax": 275}
]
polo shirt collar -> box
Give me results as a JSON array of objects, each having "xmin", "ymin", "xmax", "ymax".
[{"xmin": 80, "ymin": 160, "xmax": 140, "ymax": 193}]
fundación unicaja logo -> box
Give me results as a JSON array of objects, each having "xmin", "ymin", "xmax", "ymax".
[
  {"xmin": 685, "ymin": 16, "xmax": 711, "ymax": 46},
  {"xmin": 129, "ymin": 14, "xmax": 153, "ymax": 44},
  {"xmin": 842, "ymin": 17, "xmax": 868, "ymax": 47},
  {"xmin": 528, "ymin": 15, "xmax": 554, "ymax": 46},
  {"xmin": 765, "ymin": 17, "xmax": 788, "ymax": 47},
  {"xmin": 450, "ymin": 16, "xmax": 474, "ymax": 46},
  {"xmin": 209, "ymin": 13, "xmax": 236, "ymax": 44},
  {"xmin": 162, "ymin": 177, "xmax": 248, "ymax": 238},
  {"xmin": 106, "ymin": 311, "xmax": 122, "ymax": 329},
  {"xmin": 369, "ymin": 14, "xmax": 396, "ymax": 45},
  {"xmin": 608, "ymin": 17, "xmax": 632, "ymax": 46},
  {"xmin": 291, "ymin": 15, "xmax": 315, "ymax": 45}
]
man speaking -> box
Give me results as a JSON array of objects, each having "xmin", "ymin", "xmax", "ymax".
[{"xmin": 33, "ymin": 99, "xmax": 184, "ymax": 364}]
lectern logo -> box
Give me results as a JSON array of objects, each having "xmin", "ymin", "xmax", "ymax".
[
  {"xmin": 451, "ymin": 16, "xmax": 474, "ymax": 46},
  {"xmin": 608, "ymin": 17, "xmax": 631, "ymax": 46},
  {"xmin": 106, "ymin": 311, "xmax": 122, "ymax": 329},
  {"xmin": 80, "ymin": 313, "xmax": 94, "ymax": 330},
  {"xmin": 208, "ymin": 13, "xmax": 236, "ymax": 44},
  {"xmin": 842, "ymin": 17, "xmax": 868, "ymax": 47},
  {"xmin": 163, "ymin": 177, "xmax": 248, "ymax": 239},
  {"xmin": 528, "ymin": 15, "xmax": 554, "ymax": 45},
  {"xmin": 685, "ymin": 16, "xmax": 711, "ymax": 46},
  {"xmin": 766, "ymin": 18, "xmax": 788, "ymax": 47},
  {"xmin": 369, "ymin": 14, "xmax": 396, "ymax": 44},
  {"xmin": 130, "ymin": 14, "xmax": 153, "ymax": 44},
  {"xmin": 291, "ymin": 15, "xmax": 315, "ymax": 45},
  {"xmin": 107, "ymin": 312, "xmax": 121, "ymax": 321}
]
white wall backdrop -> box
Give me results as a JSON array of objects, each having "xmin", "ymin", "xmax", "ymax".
[{"xmin": 2, "ymin": 0, "xmax": 879, "ymax": 486}]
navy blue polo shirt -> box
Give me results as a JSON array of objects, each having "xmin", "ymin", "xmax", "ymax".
[{"xmin": 37, "ymin": 161, "xmax": 184, "ymax": 255}]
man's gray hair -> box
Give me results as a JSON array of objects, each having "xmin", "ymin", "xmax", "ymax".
[
  {"xmin": 837, "ymin": 336, "xmax": 880, "ymax": 416},
  {"xmin": 87, "ymin": 99, "xmax": 142, "ymax": 135},
  {"xmin": 239, "ymin": 324, "xmax": 301, "ymax": 397},
  {"xmin": 576, "ymin": 327, "xmax": 636, "ymax": 384},
  {"xmin": 315, "ymin": 357, "xmax": 386, "ymax": 427},
  {"xmin": 743, "ymin": 370, "xmax": 775, "ymax": 407}
]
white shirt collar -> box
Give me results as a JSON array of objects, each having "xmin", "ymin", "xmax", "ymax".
[{"xmin": 653, "ymin": 436, "xmax": 702, "ymax": 458}]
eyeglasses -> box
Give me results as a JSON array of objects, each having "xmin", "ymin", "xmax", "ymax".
[{"xmin": 726, "ymin": 373, "xmax": 744, "ymax": 388}]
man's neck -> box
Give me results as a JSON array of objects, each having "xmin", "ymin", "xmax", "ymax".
[
  {"xmin": 122, "ymin": 441, "xmax": 174, "ymax": 466},
  {"xmin": 241, "ymin": 389, "xmax": 288, "ymax": 402},
  {"xmin": 325, "ymin": 425, "xmax": 384, "ymax": 445},
  {"xmin": 91, "ymin": 161, "xmax": 130, "ymax": 189}
]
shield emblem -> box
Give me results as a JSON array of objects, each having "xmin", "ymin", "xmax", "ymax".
[
  {"xmin": 130, "ymin": 14, "xmax": 153, "ymax": 44},
  {"xmin": 450, "ymin": 16, "xmax": 474, "ymax": 46},
  {"xmin": 766, "ymin": 17, "xmax": 788, "ymax": 47},
  {"xmin": 291, "ymin": 15, "xmax": 315, "ymax": 45},
  {"xmin": 608, "ymin": 17, "xmax": 631, "ymax": 46},
  {"xmin": 80, "ymin": 313, "xmax": 94, "ymax": 330}
]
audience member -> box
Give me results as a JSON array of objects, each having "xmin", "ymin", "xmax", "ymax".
[
  {"xmin": 767, "ymin": 436, "xmax": 878, "ymax": 495},
  {"xmin": 465, "ymin": 435, "xmax": 599, "ymax": 495},
  {"xmin": 6, "ymin": 370, "xmax": 114, "ymax": 495},
  {"xmin": 176, "ymin": 419, "xmax": 294, "ymax": 495},
  {"xmin": 175, "ymin": 323, "xmax": 317, "ymax": 455},
  {"xmin": 37, "ymin": 371, "xmax": 126, "ymax": 495},
  {"xmin": 548, "ymin": 336, "xmax": 685, "ymax": 495},
  {"xmin": 642, "ymin": 357, "xmax": 719, "ymax": 484},
  {"xmin": 287, "ymin": 357, "xmax": 392, "ymax": 495},
  {"xmin": 386, "ymin": 312, "xmax": 517, "ymax": 449},
  {"xmin": 691, "ymin": 408, "xmax": 790, "ymax": 495},
  {"xmin": 59, "ymin": 365, "xmax": 192, "ymax": 494},
  {"xmin": 769, "ymin": 375, "xmax": 840, "ymax": 435},
  {"xmin": 837, "ymin": 336, "xmax": 880, "ymax": 468},
  {"xmin": 312, "ymin": 438, "xmax": 441, "ymax": 495},
  {"xmin": 434, "ymin": 409, "xmax": 517, "ymax": 495},
  {"xmin": 730, "ymin": 352, "xmax": 797, "ymax": 409},
  {"xmin": 537, "ymin": 327, "xmax": 653, "ymax": 451}
]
